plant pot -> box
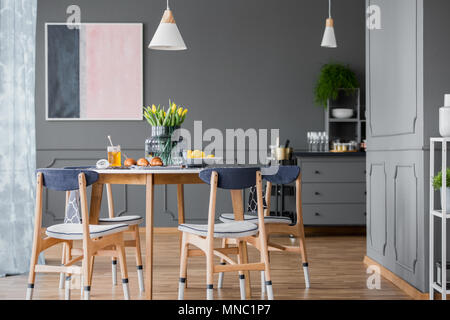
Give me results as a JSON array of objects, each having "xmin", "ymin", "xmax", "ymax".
[
  {"xmin": 439, "ymin": 107, "xmax": 450, "ymax": 137},
  {"xmin": 440, "ymin": 188, "xmax": 450, "ymax": 213}
]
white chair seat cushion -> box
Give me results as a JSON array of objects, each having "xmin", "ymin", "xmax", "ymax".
[
  {"xmin": 178, "ymin": 221, "xmax": 258, "ymax": 238},
  {"xmin": 46, "ymin": 223, "xmax": 129, "ymax": 240},
  {"xmin": 219, "ymin": 213, "xmax": 292, "ymax": 224},
  {"xmin": 98, "ymin": 215, "xmax": 143, "ymax": 226}
]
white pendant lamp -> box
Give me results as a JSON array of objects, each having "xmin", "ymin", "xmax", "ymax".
[
  {"xmin": 149, "ymin": 0, "xmax": 187, "ymax": 50},
  {"xmin": 321, "ymin": 0, "xmax": 337, "ymax": 48}
]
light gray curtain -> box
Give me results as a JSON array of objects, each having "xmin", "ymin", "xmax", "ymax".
[{"xmin": 0, "ymin": 0, "xmax": 38, "ymax": 276}]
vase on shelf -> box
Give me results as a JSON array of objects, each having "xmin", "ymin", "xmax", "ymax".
[{"xmin": 439, "ymin": 94, "xmax": 450, "ymax": 137}]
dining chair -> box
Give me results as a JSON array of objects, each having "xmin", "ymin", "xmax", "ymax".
[
  {"xmin": 27, "ymin": 169, "xmax": 131, "ymax": 300},
  {"xmin": 62, "ymin": 166, "xmax": 145, "ymax": 293},
  {"xmin": 218, "ymin": 165, "xmax": 310, "ymax": 294},
  {"xmin": 177, "ymin": 167, "xmax": 274, "ymax": 300}
]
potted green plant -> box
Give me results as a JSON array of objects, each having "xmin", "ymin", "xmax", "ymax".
[
  {"xmin": 143, "ymin": 100, "xmax": 188, "ymax": 165},
  {"xmin": 314, "ymin": 63, "xmax": 359, "ymax": 108},
  {"xmin": 433, "ymin": 168, "xmax": 450, "ymax": 212}
]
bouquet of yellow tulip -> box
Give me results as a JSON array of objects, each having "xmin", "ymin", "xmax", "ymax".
[{"xmin": 143, "ymin": 99, "xmax": 188, "ymax": 127}]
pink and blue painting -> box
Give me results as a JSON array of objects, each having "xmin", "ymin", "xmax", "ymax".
[{"xmin": 46, "ymin": 23, "xmax": 143, "ymax": 120}]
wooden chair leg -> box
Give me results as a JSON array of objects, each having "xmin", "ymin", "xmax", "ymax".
[
  {"xmin": 64, "ymin": 241, "xmax": 73, "ymax": 300},
  {"xmin": 178, "ymin": 233, "xmax": 188, "ymax": 300},
  {"xmin": 109, "ymin": 258, "xmax": 119, "ymax": 287},
  {"xmin": 260, "ymin": 270, "xmax": 266, "ymax": 296},
  {"xmin": 241, "ymin": 242, "xmax": 252, "ymax": 298},
  {"xmin": 217, "ymin": 238, "xmax": 227, "ymax": 289},
  {"xmin": 133, "ymin": 225, "xmax": 145, "ymax": 293},
  {"xmin": 298, "ymin": 229, "xmax": 310, "ymax": 288},
  {"xmin": 82, "ymin": 254, "xmax": 93, "ymax": 300},
  {"xmin": 259, "ymin": 237, "xmax": 274, "ymax": 300},
  {"xmin": 116, "ymin": 241, "xmax": 130, "ymax": 300},
  {"xmin": 237, "ymin": 240, "xmax": 247, "ymax": 300},
  {"xmin": 206, "ymin": 249, "xmax": 214, "ymax": 300},
  {"xmin": 26, "ymin": 249, "xmax": 39, "ymax": 300},
  {"xmin": 59, "ymin": 243, "xmax": 66, "ymax": 289},
  {"xmin": 89, "ymin": 256, "xmax": 95, "ymax": 286}
]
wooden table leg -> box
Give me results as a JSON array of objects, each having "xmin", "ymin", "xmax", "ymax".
[
  {"xmin": 145, "ymin": 174, "xmax": 154, "ymax": 300},
  {"xmin": 230, "ymin": 189, "xmax": 251, "ymax": 298},
  {"xmin": 177, "ymin": 184, "xmax": 187, "ymax": 287},
  {"xmin": 177, "ymin": 184, "xmax": 185, "ymax": 241},
  {"xmin": 89, "ymin": 183, "xmax": 104, "ymax": 224}
]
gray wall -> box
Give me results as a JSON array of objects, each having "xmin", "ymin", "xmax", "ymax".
[{"xmin": 36, "ymin": 0, "xmax": 365, "ymax": 227}]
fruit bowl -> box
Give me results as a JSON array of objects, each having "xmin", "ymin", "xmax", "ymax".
[{"xmin": 332, "ymin": 108, "xmax": 354, "ymax": 119}]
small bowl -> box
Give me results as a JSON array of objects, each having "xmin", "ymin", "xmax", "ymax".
[{"xmin": 332, "ymin": 108, "xmax": 354, "ymax": 119}]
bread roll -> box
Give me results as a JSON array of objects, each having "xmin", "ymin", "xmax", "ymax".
[
  {"xmin": 150, "ymin": 157, "xmax": 163, "ymax": 166},
  {"xmin": 124, "ymin": 158, "xmax": 137, "ymax": 167},
  {"xmin": 137, "ymin": 158, "xmax": 149, "ymax": 166}
]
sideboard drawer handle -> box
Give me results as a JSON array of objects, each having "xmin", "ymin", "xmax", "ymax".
[
  {"xmin": 314, "ymin": 192, "xmax": 320, "ymax": 195},
  {"xmin": 314, "ymin": 212, "xmax": 320, "ymax": 216},
  {"xmin": 315, "ymin": 170, "xmax": 320, "ymax": 174},
  {"xmin": 363, "ymin": 212, "xmax": 367, "ymax": 216}
]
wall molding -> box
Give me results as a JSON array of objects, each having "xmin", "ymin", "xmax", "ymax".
[
  {"xmin": 368, "ymin": 162, "xmax": 387, "ymax": 256},
  {"xmin": 393, "ymin": 164, "xmax": 418, "ymax": 273},
  {"xmin": 368, "ymin": 0, "xmax": 419, "ymax": 138}
]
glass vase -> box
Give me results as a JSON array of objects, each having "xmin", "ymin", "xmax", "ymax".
[{"xmin": 145, "ymin": 126, "xmax": 180, "ymax": 165}]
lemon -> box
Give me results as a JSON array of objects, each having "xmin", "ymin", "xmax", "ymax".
[{"xmin": 192, "ymin": 150, "xmax": 204, "ymax": 158}]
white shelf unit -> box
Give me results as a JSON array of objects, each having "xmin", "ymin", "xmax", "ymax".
[
  {"xmin": 324, "ymin": 88, "xmax": 365, "ymax": 146},
  {"xmin": 429, "ymin": 137, "xmax": 450, "ymax": 299}
]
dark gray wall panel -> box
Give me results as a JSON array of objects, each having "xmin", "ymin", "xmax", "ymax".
[
  {"xmin": 46, "ymin": 25, "xmax": 80, "ymax": 118},
  {"xmin": 423, "ymin": 0, "xmax": 450, "ymax": 145}
]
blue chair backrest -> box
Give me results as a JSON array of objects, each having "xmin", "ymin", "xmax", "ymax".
[
  {"xmin": 199, "ymin": 167, "xmax": 260, "ymax": 190},
  {"xmin": 36, "ymin": 168, "xmax": 99, "ymax": 191},
  {"xmin": 261, "ymin": 166, "xmax": 300, "ymax": 185}
]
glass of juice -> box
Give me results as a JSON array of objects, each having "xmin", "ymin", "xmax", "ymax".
[{"xmin": 107, "ymin": 145, "xmax": 121, "ymax": 167}]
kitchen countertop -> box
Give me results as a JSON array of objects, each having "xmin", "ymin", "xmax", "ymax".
[{"xmin": 294, "ymin": 150, "xmax": 366, "ymax": 157}]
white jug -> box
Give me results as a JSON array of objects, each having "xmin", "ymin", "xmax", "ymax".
[{"xmin": 439, "ymin": 94, "xmax": 450, "ymax": 137}]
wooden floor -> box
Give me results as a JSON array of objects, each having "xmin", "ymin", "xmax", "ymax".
[{"xmin": 0, "ymin": 233, "xmax": 410, "ymax": 300}]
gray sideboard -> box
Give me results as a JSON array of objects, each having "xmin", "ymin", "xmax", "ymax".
[{"xmin": 296, "ymin": 152, "xmax": 366, "ymax": 226}]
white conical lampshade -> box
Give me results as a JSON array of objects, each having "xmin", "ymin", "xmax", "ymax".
[
  {"xmin": 321, "ymin": 18, "xmax": 337, "ymax": 48},
  {"xmin": 149, "ymin": 9, "xmax": 187, "ymax": 50}
]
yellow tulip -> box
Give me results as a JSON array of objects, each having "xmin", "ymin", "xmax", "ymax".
[
  {"xmin": 177, "ymin": 107, "xmax": 183, "ymax": 116},
  {"xmin": 164, "ymin": 111, "xmax": 167, "ymax": 117},
  {"xmin": 171, "ymin": 104, "xmax": 176, "ymax": 112},
  {"xmin": 182, "ymin": 109, "xmax": 188, "ymax": 116},
  {"xmin": 152, "ymin": 104, "xmax": 157, "ymax": 113}
]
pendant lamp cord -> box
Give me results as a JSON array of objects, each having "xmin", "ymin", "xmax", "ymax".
[
  {"xmin": 328, "ymin": 0, "xmax": 331, "ymax": 18},
  {"xmin": 167, "ymin": 0, "xmax": 170, "ymax": 10}
]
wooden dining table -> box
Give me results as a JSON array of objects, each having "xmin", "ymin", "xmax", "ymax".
[{"xmin": 89, "ymin": 167, "xmax": 251, "ymax": 300}]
